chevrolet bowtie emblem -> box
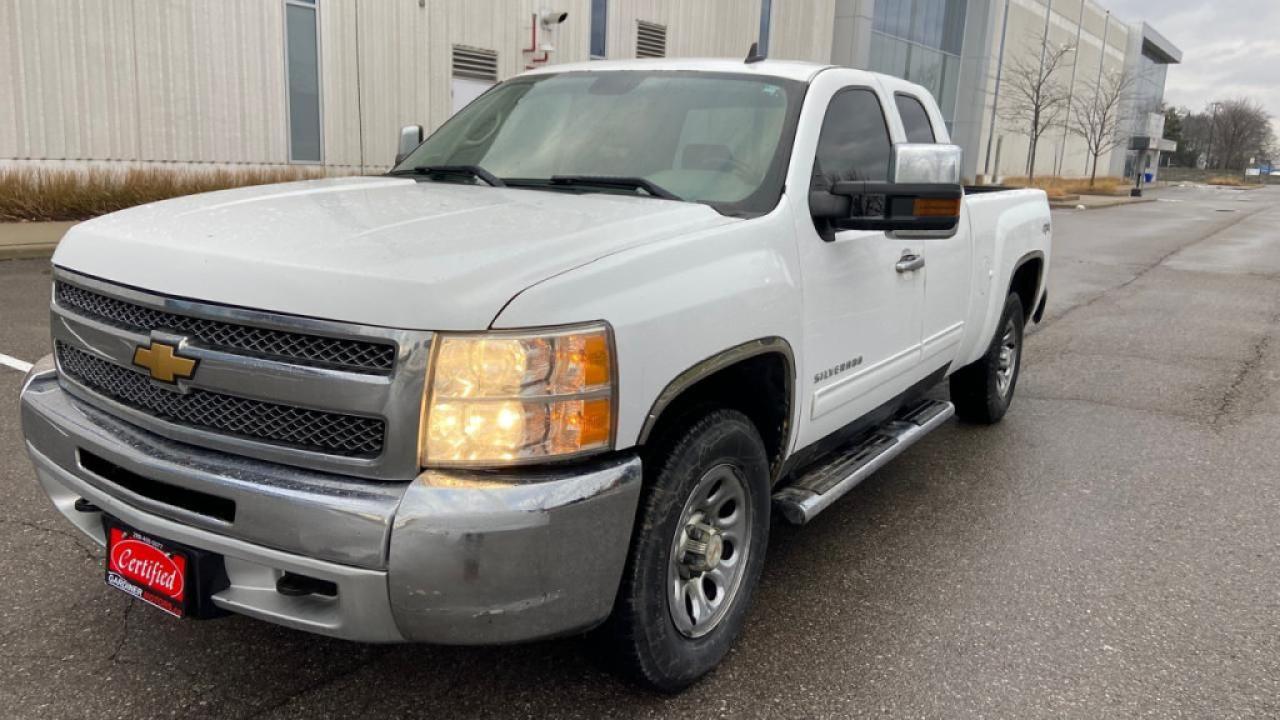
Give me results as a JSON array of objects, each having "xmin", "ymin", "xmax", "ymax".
[{"xmin": 133, "ymin": 341, "xmax": 198, "ymax": 383}]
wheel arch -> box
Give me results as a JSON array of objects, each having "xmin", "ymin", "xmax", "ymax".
[
  {"xmin": 636, "ymin": 337, "xmax": 796, "ymax": 480},
  {"xmin": 1009, "ymin": 250, "xmax": 1045, "ymax": 322}
]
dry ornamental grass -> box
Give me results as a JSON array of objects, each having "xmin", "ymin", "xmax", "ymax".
[
  {"xmin": 1000, "ymin": 175, "xmax": 1128, "ymax": 199},
  {"xmin": 0, "ymin": 166, "xmax": 328, "ymax": 222}
]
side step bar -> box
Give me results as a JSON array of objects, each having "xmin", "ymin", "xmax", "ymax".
[{"xmin": 772, "ymin": 399, "xmax": 954, "ymax": 524}]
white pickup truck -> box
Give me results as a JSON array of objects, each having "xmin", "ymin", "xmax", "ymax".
[{"xmin": 20, "ymin": 57, "xmax": 1049, "ymax": 691}]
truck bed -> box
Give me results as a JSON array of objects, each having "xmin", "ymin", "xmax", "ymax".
[{"xmin": 963, "ymin": 184, "xmax": 1018, "ymax": 194}]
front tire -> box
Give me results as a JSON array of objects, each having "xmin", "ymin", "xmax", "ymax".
[
  {"xmin": 950, "ymin": 292, "xmax": 1025, "ymax": 424},
  {"xmin": 606, "ymin": 409, "xmax": 770, "ymax": 692}
]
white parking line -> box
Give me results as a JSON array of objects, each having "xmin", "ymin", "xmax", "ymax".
[{"xmin": 0, "ymin": 352, "xmax": 34, "ymax": 374}]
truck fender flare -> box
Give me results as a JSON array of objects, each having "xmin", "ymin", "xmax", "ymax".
[
  {"xmin": 1010, "ymin": 249, "xmax": 1047, "ymax": 312},
  {"xmin": 1011, "ymin": 250, "xmax": 1046, "ymax": 291},
  {"xmin": 636, "ymin": 336, "xmax": 797, "ymax": 448}
]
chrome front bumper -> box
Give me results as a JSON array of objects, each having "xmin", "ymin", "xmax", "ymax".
[{"xmin": 19, "ymin": 357, "xmax": 643, "ymax": 644}]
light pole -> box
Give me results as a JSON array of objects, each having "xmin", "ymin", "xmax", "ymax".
[{"xmin": 983, "ymin": 0, "xmax": 1011, "ymax": 182}]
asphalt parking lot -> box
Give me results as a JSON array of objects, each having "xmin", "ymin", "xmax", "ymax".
[{"xmin": 2, "ymin": 184, "xmax": 1278, "ymax": 718}]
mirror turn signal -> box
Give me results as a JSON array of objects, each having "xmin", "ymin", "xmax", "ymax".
[
  {"xmin": 913, "ymin": 197, "xmax": 961, "ymax": 217},
  {"xmin": 828, "ymin": 181, "xmax": 963, "ymax": 233}
]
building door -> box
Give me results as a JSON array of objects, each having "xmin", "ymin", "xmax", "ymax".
[
  {"xmin": 450, "ymin": 46, "xmax": 498, "ymax": 117},
  {"xmin": 451, "ymin": 78, "xmax": 493, "ymax": 115}
]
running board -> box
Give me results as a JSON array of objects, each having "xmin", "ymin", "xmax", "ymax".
[{"xmin": 772, "ymin": 399, "xmax": 954, "ymax": 524}]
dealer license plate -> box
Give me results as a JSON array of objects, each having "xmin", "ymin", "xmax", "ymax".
[{"xmin": 105, "ymin": 524, "xmax": 189, "ymax": 618}]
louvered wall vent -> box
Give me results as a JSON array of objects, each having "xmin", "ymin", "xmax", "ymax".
[
  {"xmin": 636, "ymin": 21, "xmax": 667, "ymax": 58},
  {"xmin": 452, "ymin": 45, "xmax": 499, "ymax": 80}
]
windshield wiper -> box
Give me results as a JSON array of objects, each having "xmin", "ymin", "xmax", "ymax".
[
  {"xmin": 548, "ymin": 175, "xmax": 681, "ymax": 201},
  {"xmin": 390, "ymin": 165, "xmax": 506, "ymax": 187}
]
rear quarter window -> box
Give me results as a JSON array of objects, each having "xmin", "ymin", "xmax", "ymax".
[{"xmin": 894, "ymin": 94, "xmax": 936, "ymax": 143}]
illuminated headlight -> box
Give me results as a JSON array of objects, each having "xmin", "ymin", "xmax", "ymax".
[{"xmin": 421, "ymin": 323, "xmax": 614, "ymax": 467}]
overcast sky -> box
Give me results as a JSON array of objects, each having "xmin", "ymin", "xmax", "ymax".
[{"xmin": 1103, "ymin": 0, "xmax": 1280, "ymax": 137}]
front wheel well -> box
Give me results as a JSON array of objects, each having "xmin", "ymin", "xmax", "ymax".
[{"xmin": 639, "ymin": 346, "xmax": 792, "ymax": 480}]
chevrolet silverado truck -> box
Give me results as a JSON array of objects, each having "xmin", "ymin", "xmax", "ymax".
[{"xmin": 20, "ymin": 57, "xmax": 1049, "ymax": 691}]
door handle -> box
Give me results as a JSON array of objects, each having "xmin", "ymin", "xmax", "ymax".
[{"xmin": 895, "ymin": 253, "xmax": 925, "ymax": 273}]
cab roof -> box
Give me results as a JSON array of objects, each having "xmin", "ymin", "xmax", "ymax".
[{"xmin": 521, "ymin": 57, "xmax": 837, "ymax": 83}]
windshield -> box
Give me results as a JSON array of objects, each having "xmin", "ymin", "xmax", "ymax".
[{"xmin": 393, "ymin": 71, "xmax": 806, "ymax": 217}]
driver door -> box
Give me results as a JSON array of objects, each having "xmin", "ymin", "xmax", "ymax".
[{"xmin": 794, "ymin": 81, "xmax": 925, "ymax": 447}]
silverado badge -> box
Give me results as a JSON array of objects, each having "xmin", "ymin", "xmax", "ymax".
[{"xmin": 133, "ymin": 341, "xmax": 198, "ymax": 383}]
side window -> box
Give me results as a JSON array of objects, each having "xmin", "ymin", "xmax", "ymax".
[
  {"xmin": 895, "ymin": 94, "xmax": 936, "ymax": 143},
  {"xmin": 812, "ymin": 88, "xmax": 892, "ymax": 189}
]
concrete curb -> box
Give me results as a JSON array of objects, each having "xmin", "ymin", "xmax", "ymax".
[
  {"xmin": 0, "ymin": 243, "xmax": 60, "ymax": 260},
  {"xmin": 0, "ymin": 221, "xmax": 77, "ymax": 260},
  {"xmin": 1049, "ymin": 197, "xmax": 1158, "ymax": 211}
]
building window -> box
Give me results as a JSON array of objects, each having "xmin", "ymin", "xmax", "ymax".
[
  {"xmin": 873, "ymin": 0, "xmax": 966, "ymax": 54},
  {"xmin": 758, "ymin": 0, "xmax": 772, "ymax": 56},
  {"xmin": 867, "ymin": 0, "xmax": 967, "ymax": 123},
  {"xmin": 451, "ymin": 45, "xmax": 498, "ymax": 116},
  {"xmin": 284, "ymin": 0, "xmax": 322, "ymax": 163},
  {"xmin": 590, "ymin": 0, "xmax": 608, "ymax": 58},
  {"xmin": 636, "ymin": 21, "xmax": 667, "ymax": 58}
]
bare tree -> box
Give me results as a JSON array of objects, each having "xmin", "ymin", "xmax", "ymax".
[
  {"xmin": 1175, "ymin": 100, "xmax": 1274, "ymax": 169},
  {"xmin": 1212, "ymin": 98, "xmax": 1273, "ymax": 170},
  {"xmin": 1069, "ymin": 69, "xmax": 1135, "ymax": 186},
  {"xmin": 999, "ymin": 42, "xmax": 1076, "ymax": 180}
]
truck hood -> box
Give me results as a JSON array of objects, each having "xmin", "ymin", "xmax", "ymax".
[{"xmin": 54, "ymin": 176, "xmax": 734, "ymax": 330}]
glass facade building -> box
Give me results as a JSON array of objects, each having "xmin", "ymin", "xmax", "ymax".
[
  {"xmin": 1118, "ymin": 26, "xmax": 1182, "ymax": 180},
  {"xmin": 1130, "ymin": 48, "xmax": 1169, "ymax": 120},
  {"xmin": 867, "ymin": 0, "xmax": 968, "ymax": 125}
]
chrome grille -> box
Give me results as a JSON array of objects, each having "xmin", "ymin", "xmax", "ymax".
[
  {"xmin": 55, "ymin": 281, "xmax": 396, "ymax": 374},
  {"xmin": 56, "ymin": 342, "xmax": 385, "ymax": 458}
]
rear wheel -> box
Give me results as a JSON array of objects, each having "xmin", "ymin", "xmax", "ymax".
[
  {"xmin": 950, "ymin": 292, "xmax": 1025, "ymax": 424},
  {"xmin": 606, "ymin": 409, "xmax": 770, "ymax": 692}
]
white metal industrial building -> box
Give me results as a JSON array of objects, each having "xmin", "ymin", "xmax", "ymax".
[
  {"xmin": 950, "ymin": 0, "xmax": 1181, "ymax": 181},
  {"xmin": 0, "ymin": 0, "xmax": 1179, "ymax": 180}
]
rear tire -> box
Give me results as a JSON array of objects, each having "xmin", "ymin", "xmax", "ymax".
[
  {"xmin": 950, "ymin": 292, "xmax": 1025, "ymax": 424},
  {"xmin": 605, "ymin": 408, "xmax": 770, "ymax": 693}
]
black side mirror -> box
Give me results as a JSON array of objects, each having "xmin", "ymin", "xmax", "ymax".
[
  {"xmin": 831, "ymin": 181, "xmax": 961, "ymax": 233},
  {"xmin": 809, "ymin": 190, "xmax": 849, "ymax": 221}
]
